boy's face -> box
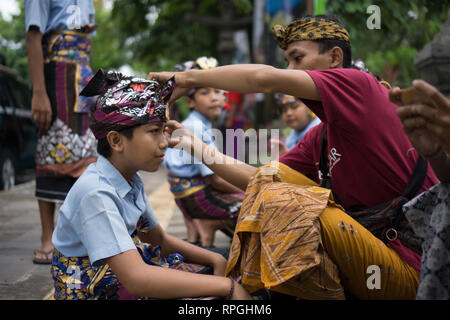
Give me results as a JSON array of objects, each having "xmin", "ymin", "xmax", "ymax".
[
  {"xmin": 284, "ymin": 40, "xmax": 338, "ymax": 71},
  {"xmin": 187, "ymin": 88, "xmax": 224, "ymax": 121},
  {"xmin": 121, "ymin": 122, "xmax": 168, "ymax": 173},
  {"xmin": 281, "ymin": 100, "xmax": 312, "ymax": 131}
]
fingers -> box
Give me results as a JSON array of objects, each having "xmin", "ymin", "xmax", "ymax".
[
  {"xmin": 31, "ymin": 93, "xmax": 52, "ymax": 130},
  {"xmin": 396, "ymin": 103, "xmax": 437, "ymax": 123},
  {"xmin": 401, "ymin": 117, "xmax": 426, "ymax": 134},
  {"xmin": 147, "ymin": 72, "xmax": 161, "ymax": 81},
  {"xmin": 31, "ymin": 109, "xmax": 44, "ymax": 129},
  {"xmin": 413, "ymin": 79, "xmax": 450, "ymax": 111},
  {"xmin": 164, "ymin": 120, "xmax": 183, "ymax": 133},
  {"xmin": 167, "ymin": 136, "xmax": 182, "ymax": 149},
  {"xmin": 269, "ymin": 139, "xmax": 281, "ymax": 145},
  {"xmin": 147, "ymin": 71, "xmax": 174, "ymax": 82},
  {"xmin": 32, "ymin": 109, "xmax": 52, "ymax": 130},
  {"xmin": 44, "ymin": 108, "xmax": 52, "ymax": 129},
  {"xmin": 425, "ymin": 121, "xmax": 450, "ymax": 148},
  {"xmin": 389, "ymin": 86, "xmax": 402, "ymax": 105}
]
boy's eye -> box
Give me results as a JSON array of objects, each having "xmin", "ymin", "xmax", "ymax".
[
  {"xmin": 295, "ymin": 56, "xmax": 303, "ymax": 63},
  {"xmin": 148, "ymin": 127, "xmax": 162, "ymax": 134}
]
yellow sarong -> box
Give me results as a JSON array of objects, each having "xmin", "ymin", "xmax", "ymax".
[
  {"xmin": 226, "ymin": 162, "xmax": 419, "ymax": 300},
  {"xmin": 226, "ymin": 162, "xmax": 345, "ymax": 299}
]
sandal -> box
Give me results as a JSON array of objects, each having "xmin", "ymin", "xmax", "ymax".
[{"xmin": 33, "ymin": 248, "xmax": 53, "ymax": 265}]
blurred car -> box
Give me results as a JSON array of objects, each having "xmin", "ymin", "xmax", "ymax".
[{"xmin": 0, "ymin": 63, "xmax": 36, "ymax": 190}]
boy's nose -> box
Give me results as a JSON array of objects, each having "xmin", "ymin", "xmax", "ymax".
[{"xmin": 211, "ymin": 94, "xmax": 220, "ymax": 102}]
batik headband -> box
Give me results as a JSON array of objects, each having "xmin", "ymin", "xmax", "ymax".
[
  {"xmin": 174, "ymin": 56, "xmax": 218, "ymax": 96},
  {"xmin": 280, "ymin": 94, "xmax": 297, "ymax": 105},
  {"xmin": 80, "ymin": 69, "xmax": 175, "ymax": 139},
  {"xmin": 272, "ymin": 16, "xmax": 350, "ymax": 50}
]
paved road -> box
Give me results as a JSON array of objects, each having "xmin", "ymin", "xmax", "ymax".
[{"xmin": 0, "ymin": 166, "xmax": 230, "ymax": 300}]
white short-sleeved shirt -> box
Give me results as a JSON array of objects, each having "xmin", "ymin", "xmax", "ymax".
[
  {"xmin": 52, "ymin": 155, "xmax": 159, "ymax": 266},
  {"xmin": 285, "ymin": 116, "xmax": 321, "ymax": 150},
  {"xmin": 24, "ymin": 0, "xmax": 95, "ymax": 33}
]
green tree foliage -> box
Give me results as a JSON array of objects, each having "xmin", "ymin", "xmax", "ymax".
[
  {"xmin": 90, "ymin": 1, "xmax": 129, "ymax": 73},
  {"xmin": 109, "ymin": 0, "xmax": 448, "ymax": 86},
  {"xmin": 0, "ymin": 0, "xmax": 448, "ymax": 89},
  {"xmin": 326, "ymin": 0, "xmax": 450, "ymax": 86},
  {"xmin": 0, "ymin": 0, "xmax": 128, "ymax": 83},
  {"xmin": 0, "ymin": 1, "xmax": 29, "ymax": 80},
  {"xmin": 110, "ymin": 0, "xmax": 252, "ymax": 72}
]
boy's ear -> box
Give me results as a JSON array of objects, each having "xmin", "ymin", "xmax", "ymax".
[
  {"xmin": 106, "ymin": 131, "xmax": 124, "ymax": 152},
  {"xmin": 329, "ymin": 46, "xmax": 343, "ymax": 68}
]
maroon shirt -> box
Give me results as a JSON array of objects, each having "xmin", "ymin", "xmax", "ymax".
[{"xmin": 279, "ymin": 68, "xmax": 438, "ymax": 210}]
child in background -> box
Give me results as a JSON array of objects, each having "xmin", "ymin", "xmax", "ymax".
[
  {"xmin": 50, "ymin": 69, "xmax": 251, "ymax": 300},
  {"xmin": 271, "ymin": 94, "xmax": 321, "ymax": 156},
  {"xmin": 163, "ymin": 57, "xmax": 245, "ymax": 248}
]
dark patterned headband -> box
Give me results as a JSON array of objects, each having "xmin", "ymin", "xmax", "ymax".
[{"xmin": 80, "ymin": 69, "xmax": 174, "ymax": 139}]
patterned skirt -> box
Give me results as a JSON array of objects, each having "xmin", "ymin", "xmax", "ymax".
[
  {"xmin": 168, "ymin": 173, "xmax": 244, "ymax": 221},
  {"xmin": 35, "ymin": 28, "xmax": 97, "ymax": 202}
]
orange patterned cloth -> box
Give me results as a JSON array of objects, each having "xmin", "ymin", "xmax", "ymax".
[{"xmin": 226, "ymin": 162, "xmax": 345, "ymax": 300}]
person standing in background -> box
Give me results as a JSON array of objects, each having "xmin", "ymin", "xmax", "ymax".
[{"xmin": 25, "ymin": 0, "xmax": 98, "ymax": 264}]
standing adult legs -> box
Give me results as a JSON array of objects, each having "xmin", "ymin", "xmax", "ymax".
[{"xmin": 33, "ymin": 199, "xmax": 55, "ymax": 263}]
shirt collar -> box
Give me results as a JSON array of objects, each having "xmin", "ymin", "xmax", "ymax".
[
  {"xmin": 96, "ymin": 155, "xmax": 142, "ymax": 198},
  {"xmin": 190, "ymin": 110, "xmax": 212, "ymax": 129},
  {"xmin": 298, "ymin": 117, "xmax": 321, "ymax": 137}
]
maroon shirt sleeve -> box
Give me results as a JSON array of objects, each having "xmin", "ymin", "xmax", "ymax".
[{"xmin": 303, "ymin": 68, "xmax": 384, "ymax": 128}]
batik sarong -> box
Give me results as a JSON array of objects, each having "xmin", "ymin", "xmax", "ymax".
[
  {"xmin": 52, "ymin": 216, "xmax": 210, "ymax": 300},
  {"xmin": 168, "ymin": 173, "xmax": 244, "ymax": 221},
  {"xmin": 226, "ymin": 161, "xmax": 420, "ymax": 300},
  {"xmin": 35, "ymin": 27, "xmax": 97, "ymax": 202},
  {"xmin": 225, "ymin": 162, "xmax": 345, "ymax": 300}
]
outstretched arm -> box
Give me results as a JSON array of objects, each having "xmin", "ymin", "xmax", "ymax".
[
  {"xmin": 165, "ymin": 120, "xmax": 256, "ymax": 191},
  {"xmin": 106, "ymin": 249, "xmax": 252, "ymax": 299},
  {"xmin": 149, "ymin": 64, "xmax": 320, "ymax": 105},
  {"xmin": 207, "ymin": 174, "xmax": 245, "ymax": 194}
]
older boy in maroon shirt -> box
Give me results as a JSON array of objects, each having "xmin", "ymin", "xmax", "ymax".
[{"xmin": 149, "ymin": 15, "xmax": 440, "ymax": 299}]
